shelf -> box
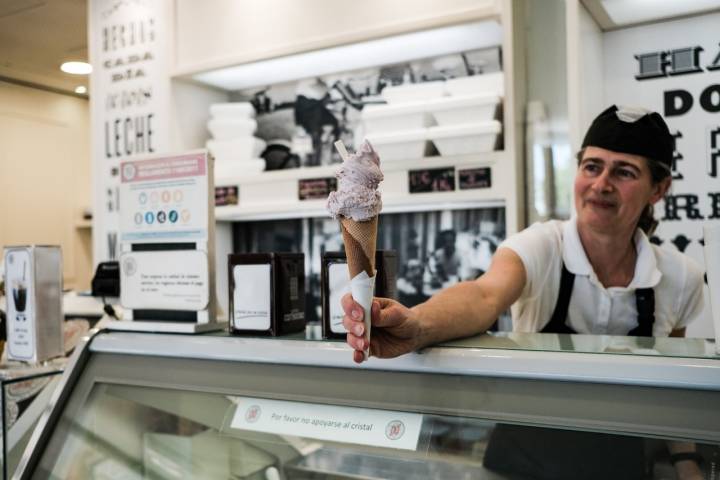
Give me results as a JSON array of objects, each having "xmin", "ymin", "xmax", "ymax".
[
  {"xmin": 214, "ymin": 151, "xmax": 507, "ymax": 222},
  {"xmin": 214, "ymin": 151, "xmax": 505, "ymax": 186},
  {"xmin": 215, "ymin": 192, "xmax": 505, "ymax": 222}
]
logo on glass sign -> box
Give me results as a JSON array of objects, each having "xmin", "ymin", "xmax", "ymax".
[
  {"xmin": 385, "ymin": 420, "xmax": 406, "ymax": 440},
  {"xmin": 245, "ymin": 405, "xmax": 262, "ymax": 423}
]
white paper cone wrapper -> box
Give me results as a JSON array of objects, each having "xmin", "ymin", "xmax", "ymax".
[
  {"xmin": 702, "ymin": 224, "xmax": 720, "ymax": 353},
  {"xmin": 350, "ymin": 271, "xmax": 376, "ymax": 360}
]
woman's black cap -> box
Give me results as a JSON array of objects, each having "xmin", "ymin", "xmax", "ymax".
[{"xmin": 581, "ymin": 105, "xmax": 673, "ymax": 169}]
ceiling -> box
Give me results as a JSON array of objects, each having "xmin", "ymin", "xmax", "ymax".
[
  {"xmin": 582, "ymin": 0, "xmax": 720, "ymax": 30},
  {"xmin": 1, "ymin": 0, "xmax": 718, "ymax": 97},
  {"xmin": 0, "ymin": 0, "xmax": 88, "ymax": 97}
]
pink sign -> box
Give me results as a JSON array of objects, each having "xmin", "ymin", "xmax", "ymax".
[{"xmin": 121, "ymin": 153, "xmax": 206, "ymax": 183}]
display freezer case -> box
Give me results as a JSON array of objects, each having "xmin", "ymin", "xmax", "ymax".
[
  {"xmin": 0, "ymin": 362, "xmax": 64, "ymax": 480},
  {"xmin": 13, "ymin": 331, "xmax": 720, "ymax": 479}
]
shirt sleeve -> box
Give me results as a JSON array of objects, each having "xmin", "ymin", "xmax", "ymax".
[
  {"xmin": 675, "ymin": 255, "xmax": 705, "ymax": 330},
  {"xmin": 498, "ymin": 221, "xmax": 561, "ymax": 300}
]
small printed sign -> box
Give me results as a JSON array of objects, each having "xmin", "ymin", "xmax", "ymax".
[
  {"xmin": 5, "ymin": 249, "xmax": 35, "ymax": 361},
  {"xmin": 119, "ymin": 152, "xmax": 209, "ymax": 242},
  {"xmin": 232, "ymin": 264, "xmax": 271, "ymax": 330},
  {"xmin": 408, "ymin": 167, "xmax": 455, "ymax": 193},
  {"xmin": 229, "ymin": 396, "xmax": 423, "ymax": 451},
  {"xmin": 298, "ymin": 177, "xmax": 337, "ymax": 200},
  {"xmin": 215, "ymin": 186, "xmax": 239, "ymax": 206},
  {"xmin": 458, "ymin": 167, "xmax": 492, "ymax": 190},
  {"xmin": 120, "ymin": 250, "xmax": 209, "ymax": 310}
]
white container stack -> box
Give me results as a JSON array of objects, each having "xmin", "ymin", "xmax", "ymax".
[
  {"xmin": 363, "ymin": 72, "xmax": 504, "ymax": 161},
  {"xmin": 429, "ymin": 122, "xmax": 501, "ymax": 156},
  {"xmin": 363, "ymin": 82, "xmax": 444, "ymax": 162},
  {"xmin": 206, "ymin": 102, "xmax": 267, "ymax": 180},
  {"xmin": 427, "ymin": 71, "xmax": 503, "ymax": 156}
]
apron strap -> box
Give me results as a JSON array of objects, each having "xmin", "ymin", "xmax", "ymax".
[
  {"xmin": 627, "ymin": 288, "xmax": 655, "ymax": 336},
  {"xmin": 541, "ymin": 263, "xmax": 576, "ymax": 334},
  {"xmin": 541, "ymin": 262, "xmax": 656, "ymax": 337}
]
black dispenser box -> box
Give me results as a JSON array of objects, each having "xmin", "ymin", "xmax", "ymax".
[
  {"xmin": 229, "ymin": 253, "xmax": 305, "ymax": 336},
  {"xmin": 321, "ymin": 250, "xmax": 397, "ymax": 339}
]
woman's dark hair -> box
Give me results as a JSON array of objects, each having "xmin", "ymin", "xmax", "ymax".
[{"xmin": 576, "ymin": 148, "xmax": 671, "ymax": 235}]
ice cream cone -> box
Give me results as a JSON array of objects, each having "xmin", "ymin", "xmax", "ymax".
[
  {"xmin": 340, "ymin": 216, "xmax": 378, "ymax": 360},
  {"xmin": 327, "ymin": 139, "xmax": 382, "ymax": 360},
  {"xmin": 340, "ymin": 216, "xmax": 378, "ymax": 278}
]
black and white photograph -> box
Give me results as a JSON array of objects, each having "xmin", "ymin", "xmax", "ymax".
[
  {"xmin": 229, "ymin": 46, "xmax": 502, "ymax": 170},
  {"xmin": 409, "ymin": 167, "xmax": 456, "ymax": 193},
  {"xmin": 232, "ymin": 206, "xmax": 505, "ymax": 322}
]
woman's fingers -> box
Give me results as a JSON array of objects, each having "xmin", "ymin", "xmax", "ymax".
[
  {"xmin": 347, "ymin": 332, "xmax": 369, "ymax": 364},
  {"xmin": 342, "ymin": 313, "xmax": 364, "ymax": 336},
  {"xmin": 346, "ymin": 332, "xmax": 367, "ymax": 351},
  {"xmin": 353, "ymin": 350, "xmax": 365, "ymax": 364},
  {"xmin": 341, "ymin": 293, "xmax": 363, "ymax": 320}
]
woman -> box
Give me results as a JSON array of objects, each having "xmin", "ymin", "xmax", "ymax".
[
  {"xmin": 341, "ymin": 105, "xmax": 706, "ymax": 479},
  {"xmin": 341, "ymin": 105, "xmax": 703, "ymax": 359}
]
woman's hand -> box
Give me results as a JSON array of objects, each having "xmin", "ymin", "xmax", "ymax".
[{"xmin": 341, "ymin": 294, "xmax": 422, "ymax": 363}]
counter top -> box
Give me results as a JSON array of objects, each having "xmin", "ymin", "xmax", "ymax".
[{"xmin": 88, "ymin": 330, "xmax": 720, "ymax": 392}]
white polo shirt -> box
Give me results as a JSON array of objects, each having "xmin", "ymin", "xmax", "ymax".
[{"xmin": 500, "ymin": 219, "xmax": 705, "ymax": 337}]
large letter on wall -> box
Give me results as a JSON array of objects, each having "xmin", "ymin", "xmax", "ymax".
[{"xmin": 89, "ymin": 0, "xmax": 173, "ymax": 265}]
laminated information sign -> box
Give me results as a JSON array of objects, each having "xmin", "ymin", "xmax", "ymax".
[
  {"xmin": 120, "ymin": 250, "xmax": 209, "ymax": 311},
  {"xmin": 228, "ymin": 396, "xmax": 423, "ymax": 451},
  {"xmin": 112, "ymin": 150, "xmax": 220, "ymax": 333},
  {"xmin": 119, "ymin": 152, "xmax": 209, "ymax": 243}
]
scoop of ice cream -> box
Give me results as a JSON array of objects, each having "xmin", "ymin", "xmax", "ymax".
[{"xmin": 327, "ymin": 140, "xmax": 383, "ymax": 222}]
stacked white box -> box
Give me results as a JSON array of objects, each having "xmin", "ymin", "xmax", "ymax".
[
  {"xmin": 425, "ymin": 93, "xmax": 500, "ymax": 126},
  {"xmin": 363, "ymin": 82, "xmax": 441, "ymax": 162},
  {"xmin": 363, "ymin": 72, "xmax": 504, "ymax": 161},
  {"xmin": 426, "ymin": 72, "xmax": 504, "ymax": 156},
  {"xmin": 429, "ymin": 121, "xmax": 502, "ymax": 156},
  {"xmin": 206, "ymin": 102, "xmax": 266, "ymax": 182}
]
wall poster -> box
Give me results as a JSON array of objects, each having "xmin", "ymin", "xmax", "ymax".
[
  {"xmin": 228, "ymin": 47, "xmax": 502, "ymax": 171},
  {"xmin": 232, "ymin": 206, "xmax": 506, "ymax": 327},
  {"xmin": 603, "ymin": 12, "xmax": 720, "ymax": 337},
  {"xmin": 89, "ymin": 0, "xmax": 173, "ymax": 264}
]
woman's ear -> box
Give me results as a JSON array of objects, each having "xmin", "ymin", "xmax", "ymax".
[{"xmin": 650, "ymin": 176, "xmax": 672, "ymax": 204}]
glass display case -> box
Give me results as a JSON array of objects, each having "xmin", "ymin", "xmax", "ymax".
[
  {"xmin": 13, "ymin": 331, "xmax": 720, "ymax": 479},
  {"xmin": 0, "ymin": 360, "xmax": 64, "ymax": 480}
]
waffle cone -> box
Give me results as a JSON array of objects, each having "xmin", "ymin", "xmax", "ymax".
[{"xmin": 340, "ymin": 216, "xmax": 378, "ymax": 278}]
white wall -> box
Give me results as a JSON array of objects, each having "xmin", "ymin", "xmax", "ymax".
[
  {"xmin": 601, "ymin": 12, "xmax": 720, "ymax": 339},
  {"xmin": 170, "ymin": 80, "xmax": 233, "ymax": 317},
  {"xmin": 566, "ymin": 0, "xmax": 604, "ymax": 153},
  {"xmin": 0, "ymin": 82, "xmax": 92, "ymax": 289},
  {"xmin": 170, "ymin": 80, "xmax": 229, "ymax": 152},
  {"xmin": 523, "ymin": 0, "xmax": 571, "ymax": 221},
  {"xmin": 174, "ymin": 0, "xmax": 496, "ymax": 74}
]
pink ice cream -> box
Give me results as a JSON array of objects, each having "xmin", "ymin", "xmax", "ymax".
[{"xmin": 327, "ymin": 140, "xmax": 383, "ymax": 221}]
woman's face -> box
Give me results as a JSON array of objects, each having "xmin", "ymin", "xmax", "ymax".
[{"xmin": 574, "ymin": 146, "xmax": 668, "ymax": 235}]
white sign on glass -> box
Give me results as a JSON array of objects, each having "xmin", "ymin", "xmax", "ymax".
[{"xmin": 229, "ymin": 396, "xmax": 423, "ymax": 451}]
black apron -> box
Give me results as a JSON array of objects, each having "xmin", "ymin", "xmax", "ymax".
[
  {"xmin": 540, "ymin": 262, "xmax": 656, "ymax": 336},
  {"xmin": 483, "ymin": 262, "xmax": 656, "ymax": 480}
]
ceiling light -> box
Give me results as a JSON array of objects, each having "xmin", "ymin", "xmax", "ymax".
[
  {"xmin": 61, "ymin": 61, "xmax": 92, "ymax": 75},
  {"xmin": 75, "ymin": 86, "xmax": 87, "ymax": 94},
  {"xmin": 191, "ymin": 20, "xmax": 501, "ymax": 91}
]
